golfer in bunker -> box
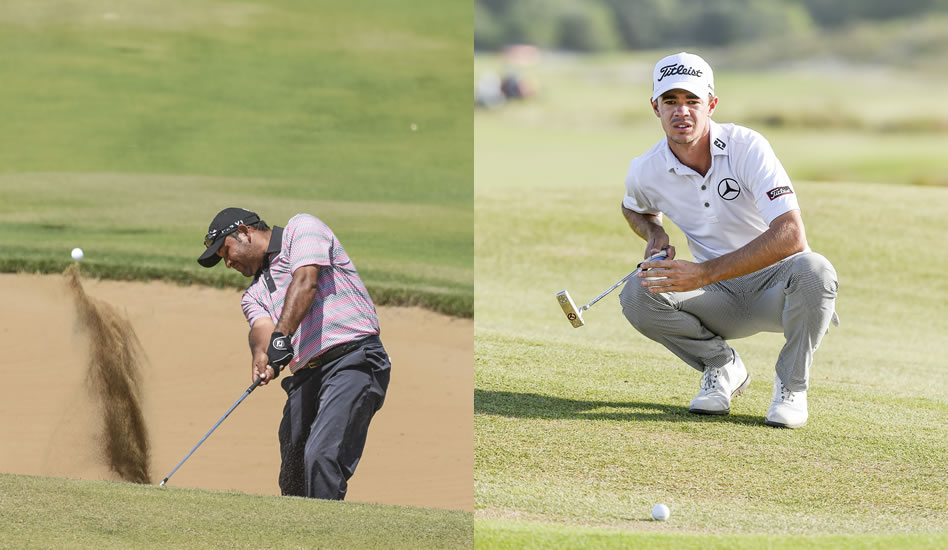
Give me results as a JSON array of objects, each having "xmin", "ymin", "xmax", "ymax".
[
  {"xmin": 198, "ymin": 207, "xmax": 390, "ymax": 498},
  {"xmin": 619, "ymin": 52, "xmax": 838, "ymax": 428}
]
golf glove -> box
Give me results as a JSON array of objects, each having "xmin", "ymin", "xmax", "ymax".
[{"xmin": 266, "ymin": 331, "xmax": 294, "ymax": 377}]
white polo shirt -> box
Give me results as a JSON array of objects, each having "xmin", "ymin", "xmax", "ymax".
[{"xmin": 623, "ymin": 120, "xmax": 803, "ymax": 263}]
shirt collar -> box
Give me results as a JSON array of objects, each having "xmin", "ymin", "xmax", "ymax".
[
  {"xmin": 662, "ymin": 120, "xmax": 727, "ymax": 174},
  {"xmin": 266, "ymin": 226, "xmax": 284, "ymax": 256},
  {"xmin": 709, "ymin": 120, "xmax": 728, "ymax": 156},
  {"xmin": 255, "ymin": 226, "xmax": 284, "ymax": 293}
]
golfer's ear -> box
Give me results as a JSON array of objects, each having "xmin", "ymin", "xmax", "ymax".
[
  {"xmin": 707, "ymin": 95, "xmax": 718, "ymax": 116},
  {"xmin": 651, "ymin": 99, "xmax": 660, "ymax": 116}
]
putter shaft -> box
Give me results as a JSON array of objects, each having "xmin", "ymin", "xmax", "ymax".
[
  {"xmin": 557, "ymin": 250, "xmax": 668, "ymax": 328},
  {"xmin": 582, "ymin": 269, "xmax": 640, "ymax": 310},
  {"xmin": 583, "ymin": 250, "xmax": 668, "ymax": 310}
]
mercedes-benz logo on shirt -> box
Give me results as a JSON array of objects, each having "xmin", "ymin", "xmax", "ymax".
[{"xmin": 717, "ymin": 178, "xmax": 741, "ymax": 201}]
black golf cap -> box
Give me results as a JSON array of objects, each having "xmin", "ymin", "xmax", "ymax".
[{"xmin": 197, "ymin": 207, "xmax": 260, "ymax": 267}]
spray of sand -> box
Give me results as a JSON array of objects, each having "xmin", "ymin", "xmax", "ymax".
[{"xmin": 65, "ymin": 264, "xmax": 151, "ymax": 484}]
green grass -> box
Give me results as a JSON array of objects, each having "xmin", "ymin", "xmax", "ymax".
[
  {"xmin": 0, "ymin": 0, "xmax": 472, "ymax": 316},
  {"xmin": 476, "ymin": 519, "xmax": 946, "ymax": 550},
  {"xmin": 0, "ymin": 173, "xmax": 471, "ymax": 315},
  {"xmin": 0, "ymin": 473, "xmax": 472, "ymax": 549},
  {"xmin": 474, "ymin": 53, "xmax": 948, "ymax": 547}
]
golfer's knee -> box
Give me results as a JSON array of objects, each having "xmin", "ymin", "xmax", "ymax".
[
  {"xmin": 619, "ymin": 280, "xmax": 665, "ymax": 330},
  {"xmin": 788, "ymin": 253, "xmax": 838, "ymax": 296}
]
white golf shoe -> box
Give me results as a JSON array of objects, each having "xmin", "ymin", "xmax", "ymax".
[
  {"xmin": 688, "ymin": 351, "xmax": 750, "ymax": 415},
  {"xmin": 765, "ymin": 374, "xmax": 808, "ymax": 429}
]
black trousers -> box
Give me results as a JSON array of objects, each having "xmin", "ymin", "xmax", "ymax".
[{"xmin": 277, "ymin": 337, "xmax": 390, "ymax": 499}]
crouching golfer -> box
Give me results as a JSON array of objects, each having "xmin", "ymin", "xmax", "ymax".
[
  {"xmin": 198, "ymin": 207, "xmax": 390, "ymax": 497},
  {"xmin": 619, "ymin": 52, "xmax": 838, "ymax": 428}
]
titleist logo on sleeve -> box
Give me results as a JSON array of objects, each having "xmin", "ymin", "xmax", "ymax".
[
  {"xmin": 767, "ymin": 186, "xmax": 794, "ymax": 200},
  {"xmin": 657, "ymin": 64, "xmax": 703, "ymax": 81}
]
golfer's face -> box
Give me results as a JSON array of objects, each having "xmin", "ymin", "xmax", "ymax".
[
  {"xmin": 654, "ymin": 90, "xmax": 716, "ymax": 146},
  {"xmin": 217, "ymin": 231, "xmax": 259, "ymax": 277}
]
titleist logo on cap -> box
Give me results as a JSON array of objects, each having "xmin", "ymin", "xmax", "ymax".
[{"xmin": 657, "ymin": 64, "xmax": 703, "ymax": 82}]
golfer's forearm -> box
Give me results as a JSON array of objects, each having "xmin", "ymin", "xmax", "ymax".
[
  {"xmin": 622, "ymin": 205, "xmax": 665, "ymax": 241},
  {"xmin": 248, "ymin": 322, "xmax": 271, "ymax": 354},
  {"xmin": 275, "ymin": 265, "xmax": 319, "ymax": 336},
  {"xmin": 703, "ymin": 210, "xmax": 807, "ymax": 283}
]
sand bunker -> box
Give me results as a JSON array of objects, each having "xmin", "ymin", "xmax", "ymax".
[{"xmin": 0, "ymin": 273, "xmax": 472, "ymax": 511}]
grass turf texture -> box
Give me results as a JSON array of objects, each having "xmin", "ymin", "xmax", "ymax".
[
  {"xmin": 0, "ymin": 0, "xmax": 472, "ymax": 317},
  {"xmin": 476, "ymin": 519, "xmax": 945, "ymax": 550},
  {"xmin": 474, "ymin": 52, "xmax": 948, "ymax": 546},
  {"xmin": 0, "ymin": 473, "xmax": 472, "ymax": 549}
]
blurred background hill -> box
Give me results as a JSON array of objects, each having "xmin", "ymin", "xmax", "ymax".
[
  {"xmin": 477, "ymin": 0, "xmax": 948, "ymax": 67},
  {"xmin": 475, "ymin": 0, "xmax": 948, "ymax": 187}
]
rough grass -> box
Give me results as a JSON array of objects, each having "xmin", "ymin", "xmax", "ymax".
[
  {"xmin": 474, "ymin": 52, "xmax": 948, "ymax": 546},
  {"xmin": 0, "ymin": 173, "xmax": 472, "ymax": 316},
  {"xmin": 0, "ymin": 473, "xmax": 473, "ymax": 549}
]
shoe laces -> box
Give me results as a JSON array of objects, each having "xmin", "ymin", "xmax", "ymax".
[
  {"xmin": 701, "ymin": 367, "xmax": 720, "ymax": 391},
  {"xmin": 778, "ymin": 382, "xmax": 795, "ymax": 403}
]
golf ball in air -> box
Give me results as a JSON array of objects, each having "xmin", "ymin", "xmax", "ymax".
[
  {"xmin": 651, "ymin": 503, "xmax": 670, "ymax": 521},
  {"xmin": 71, "ymin": 247, "xmax": 84, "ymax": 261}
]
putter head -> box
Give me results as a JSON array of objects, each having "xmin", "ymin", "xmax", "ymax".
[{"xmin": 556, "ymin": 290, "xmax": 584, "ymax": 328}]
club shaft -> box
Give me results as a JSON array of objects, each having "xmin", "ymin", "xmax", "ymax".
[
  {"xmin": 160, "ymin": 377, "xmax": 263, "ymax": 487},
  {"xmin": 581, "ymin": 251, "xmax": 668, "ymax": 311},
  {"xmin": 582, "ymin": 267, "xmax": 643, "ymax": 310}
]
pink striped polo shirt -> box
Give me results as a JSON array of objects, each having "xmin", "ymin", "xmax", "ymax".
[{"xmin": 241, "ymin": 214, "xmax": 380, "ymax": 373}]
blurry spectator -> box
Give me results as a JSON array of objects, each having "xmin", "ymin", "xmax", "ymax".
[{"xmin": 475, "ymin": 71, "xmax": 505, "ymax": 109}]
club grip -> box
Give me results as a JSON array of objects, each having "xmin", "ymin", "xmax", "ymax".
[{"xmin": 637, "ymin": 248, "xmax": 668, "ymax": 268}]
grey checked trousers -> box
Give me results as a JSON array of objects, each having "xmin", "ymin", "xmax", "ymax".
[{"xmin": 619, "ymin": 252, "xmax": 838, "ymax": 391}]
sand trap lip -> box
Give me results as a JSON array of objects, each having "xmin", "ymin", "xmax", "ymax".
[{"xmin": 0, "ymin": 273, "xmax": 472, "ymax": 512}]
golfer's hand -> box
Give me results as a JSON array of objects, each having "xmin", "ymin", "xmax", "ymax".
[
  {"xmin": 266, "ymin": 332, "xmax": 294, "ymax": 370},
  {"xmin": 638, "ymin": 258, "xmax": 709, "ymax": 293},
  {"xmin": 252, "ymin": 351, "xmax": 276, "ymax": 385},
  {"xmin": 645, "ymin": 238, "xmax": 675, "ymax": 261}
]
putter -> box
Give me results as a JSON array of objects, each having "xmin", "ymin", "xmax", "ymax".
[
  {"xmin": 159, "ymin": 375, "xmax": 266, "ymax": 487},
  {"xmin": 556, "ymin": 249, "xmax": 668, "ymax": 328}
]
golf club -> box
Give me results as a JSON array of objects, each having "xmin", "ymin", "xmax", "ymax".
[
  {"xmin": 556, "ymin": 249, "xmax": 668, "ymax": 328},
  {"xmin": 159, "ymin": 375, "xmax": 267, "ymax": 487}
]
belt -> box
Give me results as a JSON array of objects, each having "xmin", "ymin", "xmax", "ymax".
[{"xmin": 303, "ymin": 335, "xmax": 380, "ymax": 370}]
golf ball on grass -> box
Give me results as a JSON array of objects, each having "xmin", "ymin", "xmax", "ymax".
[
  {"xmin": 651, "ymin": 503, "xmax": 670, "ymax": 521},
  {"xmin": 71, "ymin": 248, "xmax": 84, "ymax": 261}
]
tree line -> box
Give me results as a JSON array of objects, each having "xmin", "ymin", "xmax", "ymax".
[{"xmin": 475, "ymin": 0, "xmax": 948, "ymax": 52}]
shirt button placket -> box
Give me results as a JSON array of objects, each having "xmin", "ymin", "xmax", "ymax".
[{"xmin": 701, "ymin": 175, "xmax": 718, "ymax": 222}]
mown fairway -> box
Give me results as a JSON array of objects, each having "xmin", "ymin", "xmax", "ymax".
[
  {"xmin": 474, "ymin": 50, "xmax": 947, "ymax": 548},
  {"xmin": 0, "ymin": 0, "xmax": 472, "ymax": 315},
  {"xmin": 0, "ymin": 473, "xmax": 472, "ymax": 549}
]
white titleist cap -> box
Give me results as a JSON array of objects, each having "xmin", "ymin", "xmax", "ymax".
[{"xmin": 651, "ymin": 52, "xmax": 714, "ymax": 102}]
